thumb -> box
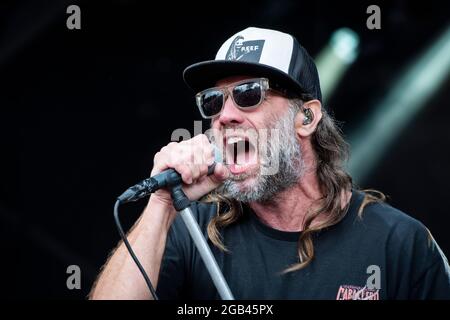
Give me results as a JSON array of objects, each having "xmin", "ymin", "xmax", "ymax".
[{"xmin": 210, "ymin": 163, "xmax": 229, "ymax": 183}]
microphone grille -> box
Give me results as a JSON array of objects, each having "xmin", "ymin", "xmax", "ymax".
[{"xmin": 212, "ymin": 144, "xmax": 223, "ymax": 164}]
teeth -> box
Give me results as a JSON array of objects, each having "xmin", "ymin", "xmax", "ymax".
[{"xmin": 227, "ymin": 136, "xmax": 244, "ymax": 145}]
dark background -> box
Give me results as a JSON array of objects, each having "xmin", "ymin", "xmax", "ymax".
[{"xmin": 0, "ymin": 0, "xmax": 449, "ymax": 299}]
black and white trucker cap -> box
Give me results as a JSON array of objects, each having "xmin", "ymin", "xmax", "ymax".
[{"xmin": 183, "ymin": 27, "xmax": 322, "ymax": 102}]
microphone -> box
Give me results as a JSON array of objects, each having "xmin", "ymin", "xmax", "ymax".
[
  {"xmin": 118, "ymin": 144, "xmax": 222, "ymax": 203},
  {"xmin": 114, "ymin": 143, "xmax": 234, "ymax": 300}
]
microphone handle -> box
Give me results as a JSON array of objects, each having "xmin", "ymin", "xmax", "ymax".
[{"xmin": 118, "ymin": 162, "xmax": 217, "ymax": 203}]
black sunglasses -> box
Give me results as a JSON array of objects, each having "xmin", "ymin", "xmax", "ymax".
[{"xmin": 195, "ymin": 78, "xmax": 271, "ymax": 119}]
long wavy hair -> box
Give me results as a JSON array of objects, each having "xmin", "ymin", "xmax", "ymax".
[{"xmin": 202, "ymin": 94, "xmax": 385, "ymax": 272}]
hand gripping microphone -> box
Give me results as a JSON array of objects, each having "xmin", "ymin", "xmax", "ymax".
[
  {"xmin": 117, "ymin": 145, "xmax": 223, "ymax": 203},
  {"xmin": 114, "ymin": 144, "xmax": 234, "ymax": 300}
]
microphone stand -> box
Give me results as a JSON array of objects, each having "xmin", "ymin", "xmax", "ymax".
[{"xmin": 170, "ymin": 184, "xmax": 234, "ymax": 300}]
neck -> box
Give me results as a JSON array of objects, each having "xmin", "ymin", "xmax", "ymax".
[
  {"xmin": 249, "ymin": 166, "xmax": 352, "ymax": 232},
  {"xmin": 249, "ymin": 166, "xmax": 323, "ymax": 232}
]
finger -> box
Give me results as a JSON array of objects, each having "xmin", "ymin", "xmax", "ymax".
[
  {"xmin": 203, "ymin": 145, "xmax": 215, "ymax": 166},
  {"xmin": 211, "ymin": 163, "xmax": 229, "ymax": 182},
  {"xmin": 193, "ymin": 133, "xmax": 210, "ymax": 146},
  {"xmin": 151, "ymin": 152, "xmax": 171, "ymax": 176},
  {"xmin": 186, "ymin": 163, "xmax": 200, "ymax": 182},
  {"xmin": 173, "ymin": 163, "xmax": 193, "ymax": 184},
  {"xmin": 192, "ymin": 145, "xmax": 206, "ymax": 167},
  {"xmin": 198, "ymin": 163, "xmax": 209, "ymax": 178}
]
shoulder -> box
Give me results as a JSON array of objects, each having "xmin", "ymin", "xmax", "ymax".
[
  {"xmin": 350, "ymin": 190, "xmax": 426, "ymax": 236},
  {"xmin": 350, "ymin": 190, "xmax": 445, "ymax": 264},
  {"xmin": 349, "ymin": 190, "xmax": 450, "ymax": 298}
]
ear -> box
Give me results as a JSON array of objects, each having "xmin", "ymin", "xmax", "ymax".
[{"xmin": 294, "ymin": 99, "xmax": 323, "ymax": 138}]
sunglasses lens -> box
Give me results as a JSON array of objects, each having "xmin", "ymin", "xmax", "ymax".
[
  {"xmin": 233, "ymin": 82, "xmax": 262, "ymax": 108},
  {"xmin": 199, "ymin": 90, "xmax": 223, "ymax": 117}
]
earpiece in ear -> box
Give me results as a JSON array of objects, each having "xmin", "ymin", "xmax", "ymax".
[{"xmin": 303, "ymin": 108, "xmax": 314, "ymax": 125}]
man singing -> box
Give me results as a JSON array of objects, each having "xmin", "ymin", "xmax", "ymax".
[{"xmin": 90, "ymin": 27, "xmax": 450, "ymax": 300}]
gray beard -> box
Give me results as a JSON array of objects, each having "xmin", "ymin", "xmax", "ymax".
[{"xmin": 220, "ymin": 107, "xmax": 304, "ymax": 203}]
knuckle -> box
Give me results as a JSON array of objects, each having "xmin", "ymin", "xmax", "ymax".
[
  {"xmin": 200, "ymin": 134, "xmax": 209, "ymax": 142},
  {"xmin": 174, "ymin": 164, "xmax": 186, "ymax": 174},
  {"xmin": 160, "ymin": 145, "xmax": 169, "ymax": 154},
  {"xmin": 200, "ymin": 164, "xmax": 208, "ymax": 175},
  {"xmin": 204, "ymin": 144, "xmax": 214, "ymax": 157},
  {"xmin": 153, "ymin": 152, "xmax": 165, "ymax": 165},
  {"xmin": 193, "ymin": 145, "xmax": 203, "ymax": 156},
  {"xmin": 194, "ymin": 134, "xmax": 209, "ymax": 145}
]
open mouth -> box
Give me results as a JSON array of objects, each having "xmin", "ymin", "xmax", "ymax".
[{"xmin": 225, "ymin": 135, "xmax": 258, "ymax": 175}]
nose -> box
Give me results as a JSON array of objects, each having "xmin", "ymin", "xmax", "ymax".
[{"xmin": 215, "ymin": 93, "xmax": 245, "ymax": 126}]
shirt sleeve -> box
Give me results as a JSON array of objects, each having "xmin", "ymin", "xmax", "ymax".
[
  {"xmin": 385, "ymin": 214, "xmax": 450, "ymax": 299},
  {"xmin": 409, "ymin": 231, "xmax": 450, "ymax": 299}
]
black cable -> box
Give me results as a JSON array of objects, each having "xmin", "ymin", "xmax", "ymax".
[{"xmin": 113, "ymin": 199, "xmax": 159, "ymax": 300}]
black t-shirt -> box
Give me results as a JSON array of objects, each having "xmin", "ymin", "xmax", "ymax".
[{"xmin": 156, "ymin": 189, "xmax": 450, "ymax": 299}]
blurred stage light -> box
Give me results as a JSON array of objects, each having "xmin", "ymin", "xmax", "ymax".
[
  {"xmin": 348, "ymin": 24, "xmax": 450, "ymax": 183},
  {"xmin": 315, "ymin": 28, "xmax": 360, "ymax": 103}
]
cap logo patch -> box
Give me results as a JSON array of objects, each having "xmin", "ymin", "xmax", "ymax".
[{"xmin": 226, "ymin": 36, "xmax": 265, "ymax": 62}]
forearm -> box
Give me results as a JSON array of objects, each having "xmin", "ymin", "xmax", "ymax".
[{"xmin": 89, "ymin": 197, "xmax": 176, "ymax": 300}]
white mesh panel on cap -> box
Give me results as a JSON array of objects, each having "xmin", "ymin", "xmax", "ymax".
[{"xmin": 215, "ymin": 27, "xmax": 294, "ymax": 74}]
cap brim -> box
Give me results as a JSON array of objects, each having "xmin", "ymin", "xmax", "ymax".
[{"xmin": 183, "ymin": 60, "xmax": 308, "ymax": 97}]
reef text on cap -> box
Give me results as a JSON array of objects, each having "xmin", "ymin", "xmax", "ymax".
[{"xmin": 183, "ymin": 27, "xmax": 322, "ymax": 103}]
